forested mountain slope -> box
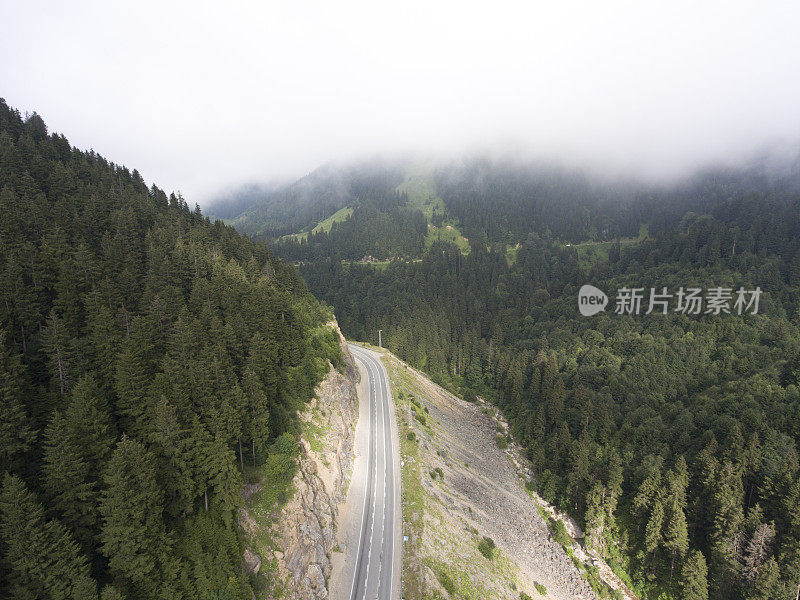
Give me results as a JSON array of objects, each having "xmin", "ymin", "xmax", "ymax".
[
  {"xmin": 0, "ymin": 100, "xmax": 341, "ymax": 600},
  {"xmin": 237, "ymin": 157, "xmax": 800, "ymax": 600},
  {"xmin": 220, "ymin": 162, "xmax": 405, "ymax": 240},
  {"xmin": 215, "ymin": 155, "xmax": 800, "ymax": 264}
]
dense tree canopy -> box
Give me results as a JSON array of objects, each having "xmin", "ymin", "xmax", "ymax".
[
  {"xmin": 0, "ymin": 100, "xmax": 340, "ymax": 599},
  {"xmin": 288, "ymin": 159, "xmax": 800, "ymax": 600}
]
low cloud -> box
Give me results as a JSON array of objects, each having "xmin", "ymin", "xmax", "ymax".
[{"xmin": 2, "ymin": 0, "xmax": 799, "ymax": 202}]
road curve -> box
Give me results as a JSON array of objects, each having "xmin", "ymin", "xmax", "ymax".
[{"xmin": 346, "ymin": 344, "xmax": 400, "ymax": 600}]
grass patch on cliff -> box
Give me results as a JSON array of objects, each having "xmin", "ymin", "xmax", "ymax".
[
  {"xmin": 304, "ymin": 413, "xmax": 326, "ymax": 453},
  {"xmin": 396, "ymin": 167, "xmax": 445, "ymax": 220},
  {"xmin": 478, "ymin": 536, "xmax": 496, "ymax": 560}
]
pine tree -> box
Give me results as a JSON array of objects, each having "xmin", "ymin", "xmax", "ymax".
[
  {"xmin": 645, "ymin": 495, "xmax": 665, "ymax": 563},
  {"xmin": 146, "ymin": 391, "xmax": 197, "ymax": 518},
  {"xmin": 709, "ymin": 460, "xmax": 746, "ymax": 598},
  {"xmin": 585, "ymin": 482, "xmax": 606, "ymax": 555},
  {"xmin": 0, "ymin": 332, "xmax": 36, "ymax": 472},
  {"xmin": 242, "ymin": 364, "xmax": 270, "ymax": 466},
  {"xmin": 0, "ymin": 473, "xmax": 98, "ymax": 600},
  {"xmin": 188, "ymin": 420, "xmax": 243, "ymax": 513},
  {"xmin": 742, "ymin": 521, "xmax": 775, "ymax": 582},
  {"xmin": 114, "ymin": 337, "xmax": 152, "ymax": 438},
  {"xmin": 42, "ymin": 309, "xmax": 72, "ymax": 396},
  {"xmin": 745, "ymin": 557, "xmax": 780, "ymax": 600},
  {"xmin": 566, "ymin": 430, "xmax": 590, "ymax": 513},
  {"xmin": 42, "ymin": 410, "xmax": 99, "ymax": 556},
  {"xmin": 84, "ymin": 294, "xmax": 121, "ymax": 393},
  {"xmin": 633, "ymin": 459, "xmax": 662, "ymax": 527},
  {"xmin": 681, "ymin": 550, "xmax": 709, "ymax": 600},
  {"xmin": 664, "ymin": 490, "xmax": 689, "ymax": 582},
  {"xmin": 64, "ymin": 375, "xmax": 115, "ymax": 474},
  {"xmin": 664, "ymin": 457, "xmax": 690, "ymax": 581},
  {"xmin": 100, "ymin": 436, "xmax": 173, "ymax": 597},
  {"xmin": 100, "ymin": 586, "xmax": 127, "ymax": 600}
]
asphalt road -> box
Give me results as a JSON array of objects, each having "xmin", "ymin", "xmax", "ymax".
[{"xmin": 347, "ymin": 344, "xmax": 400, "ymax": 600}]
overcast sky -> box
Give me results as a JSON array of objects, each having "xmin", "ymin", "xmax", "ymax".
[{"xmin": 2, "ymin": 0, "xmax": 800, "ymax": 203}]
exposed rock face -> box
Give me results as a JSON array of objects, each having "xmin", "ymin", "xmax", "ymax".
[
  {"xmin": 244, "ymin": 549, "xmax": 262, "ymax": 575},
  {"xmin": 243, "ymin": 323, "xmax": 358, "ymax": 600}
]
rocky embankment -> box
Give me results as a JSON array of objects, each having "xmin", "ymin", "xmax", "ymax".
[
  {"xmin": 483, "ymin": 402, "xmax": 639, "ymax": 600},
  {"xmin": 239, "ymin": 323, "xmax": 359, "ymax": 600},
  {"xmin": 385, "ymin": 354, "xmax": 597, "ymax": 600}
]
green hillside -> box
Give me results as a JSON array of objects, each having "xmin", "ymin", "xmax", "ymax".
[
  {"xmin": 298, "ymin": 160, "xmax": 800, "ymax": 600},
  {"xmin": 0, "ymin": 100, "xmax": 339, "ymax": 600}
]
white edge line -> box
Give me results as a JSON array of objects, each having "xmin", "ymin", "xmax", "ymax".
[{"xmin": 347, "ymin": 346, "xmax": 371, "ymax": 600}]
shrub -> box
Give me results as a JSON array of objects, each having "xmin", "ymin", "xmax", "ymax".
[
  {"xmin": 478, "ymin": 536, "xmax": 496, "ymax": 559},
  {"xmin": 537, "ymin": 469, "xmax": 562, "ymax": 504},
  {"xmin": 272, "ymin": 432, "xmax": 297, "ymax": 455},
  {"xmin": 406, "ymin": 431, "xmax": 416, "ymax": 442},
  {"xmin": 435, "ymin": 467, "xmax": 444, "ymax": 479},
  {"xmin": 435, "ymin": 568, "xmax": 456, "ymax": 595},
  {"xmin": 263, "ymin": 452, "xmax": 293, "ymax": 482},
  {"xmin": 462, "ymin": 388, "xmax": 477, "ymax": 403},
  {"xmin": 520, "ymin": 593, "xmax": 533, "ymax": 600},
  {"xmin": 495, "ymin": 435, "xmax": 508, "ymax": 450},
  {"xmin": 415, "ymin": 413, "xmax": 426, "ymax": 426},
  {"xmin": 552, "ymin": 519, "xmax": 572, "ymax": 547},
  {"xmin": 534, "ymin": 582, "xmax": 547, "ymax": 595}
]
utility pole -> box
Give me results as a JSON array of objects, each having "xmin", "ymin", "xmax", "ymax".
[{"xmin": 378, "ymin": 329, "xmax": 382, "ymax": 348}]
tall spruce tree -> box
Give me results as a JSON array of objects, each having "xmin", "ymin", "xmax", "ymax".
[
  {"xmin": 0, "ymin": 473, "xmax": 98, "ymax": 600},
  {"xmin": 100, "ymin": 436, "xmax": 177, "ymax": 598}
]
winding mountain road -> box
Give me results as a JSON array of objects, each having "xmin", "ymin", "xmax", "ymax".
[{"xmin": 346, "ymin": 344, "xmax": 400, "ymax": 600}]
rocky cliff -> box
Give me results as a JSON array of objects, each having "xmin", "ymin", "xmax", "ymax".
[{"xmin": 240, "ymin": 324, "xmax": 359, "ymax": 600}]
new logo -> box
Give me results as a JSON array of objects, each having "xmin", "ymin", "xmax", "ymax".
[{"xmin": 578, "ymin": 284, "xmax": 608, "ymax": 316}]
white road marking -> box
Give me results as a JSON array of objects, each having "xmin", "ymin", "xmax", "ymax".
[
  {"xmin": 348, "ymin": 346, "xmax": 398, "ymax": 600},
  {"xmin": 348, "ymin": 348, "xmax": 373, "ymax": 600}
]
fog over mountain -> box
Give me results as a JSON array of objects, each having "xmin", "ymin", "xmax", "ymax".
[{"xmin": 2, "ymin": 0, "xmax": 800, "ymax": 202}]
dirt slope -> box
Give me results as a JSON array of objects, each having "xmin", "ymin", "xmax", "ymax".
[{"xmin": 382, "ymin": 352, "xmax": 597, "ymax": 600}]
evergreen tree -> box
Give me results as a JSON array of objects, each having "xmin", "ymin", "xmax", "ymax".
[
  {"xmin": 0, "ymin": 101, "xmax": 337, "ymax": 599},
  {"xmin": 64, "ymin": 375, "xmax": 116, "ymax": 474},
  {"xmin": 0, "ymin": 473, "xmax": 98, "ymax": 600},
  {"xmin": 42, "ymin": 411, "xmax": 99, "ymax": 556},
  {"xmin": 745, "ymin": 557, "xmax": 780, "ymax": 600},
  {"xmin": 645, "ymin": 495, "xmax": 665, "ymax": 563},
  {"xmin": 100, "ymin": 436, "xmax": 176, "ymax": 598},
  {"xmin": 0, "ymin": 332, "xmax": 36, "ymax": 473},
  {"xmin": 664, "ymin": 457, "xmax": 690, "ymax": 581},
  {"xmin": 681, "ymin": 550, "xmax": 709, "ymax": 600}
]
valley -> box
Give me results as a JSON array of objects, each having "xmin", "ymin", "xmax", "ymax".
[
  {"xmin": 2, "ymin": 96, "xmax": 799, "ymax": 600},
  {"xmin": 213, "ymin": 156, "xmax": 800, "ymax": 600}
]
